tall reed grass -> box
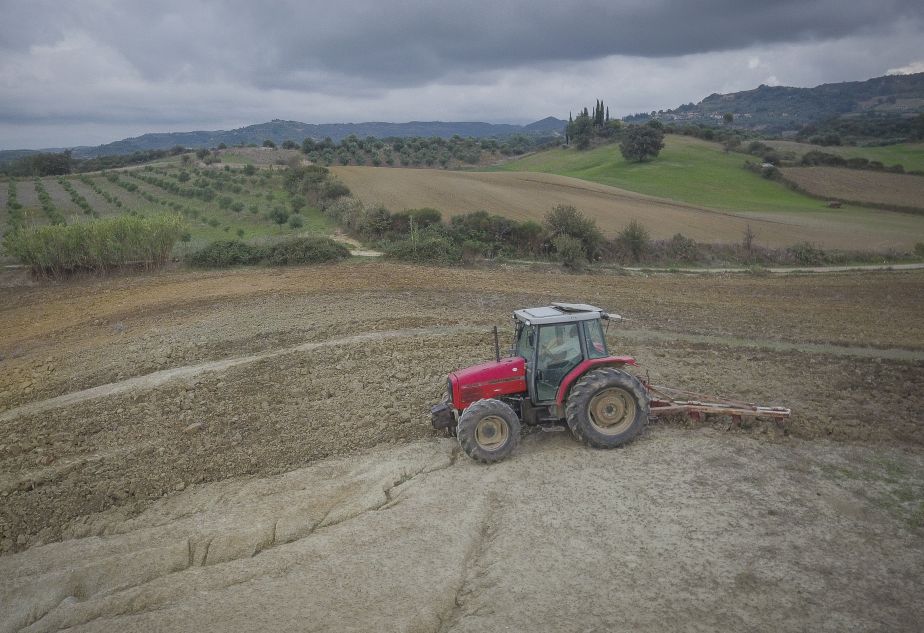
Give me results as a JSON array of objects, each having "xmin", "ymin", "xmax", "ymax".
[{"xmin": 3, "ymin": 213, "xmax": 187, "ymax": 277}]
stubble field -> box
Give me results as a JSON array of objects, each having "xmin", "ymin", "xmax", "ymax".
[{"xmin": 333, "ymin": 165, "xmax": 924, "ymax": 249}]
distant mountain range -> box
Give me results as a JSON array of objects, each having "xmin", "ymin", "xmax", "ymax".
[
  {"xmin": 624, "ymin": 72, "xmax": 924, "ymax": 134},
  {"xmin": 0, "ymin": 117, "xmax": 566, "ymax": 163}
]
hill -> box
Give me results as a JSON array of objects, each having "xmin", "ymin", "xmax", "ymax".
[
  {"xmin": 627, "ymin": 72, "xmax": 924, "ymax": 135},
  {"xmin": 0, "ymin": 118, "xmax": 566, "ymax": 163},
  {"xmin": 331, "ymin": 162, "xmax": 924, "ymax": 250}
]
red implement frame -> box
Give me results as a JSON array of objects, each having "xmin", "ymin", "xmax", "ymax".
[{"xmin": 646, "ymin": 383, "xmax": 791, "ymax": 425}]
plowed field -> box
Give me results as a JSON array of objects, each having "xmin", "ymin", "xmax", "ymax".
[{"xmin": 2, "ymin": 262, "xmax": 922, "ymax": 632}]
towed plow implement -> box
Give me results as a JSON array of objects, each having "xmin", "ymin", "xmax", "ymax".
[{"xmin": 646, "ymin": 383, "xmax": 791, "ymax": 425}]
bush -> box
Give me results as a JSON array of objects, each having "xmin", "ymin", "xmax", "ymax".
[
  {"xmin": 288, "ymin": 213, "xmax": 304, "ymax": 228},
  {"xmin": 4, "ymin": 213, "xmax": 186, "ymax": 277},
  {"xmin": 263, "ymin": 236, "xmax": 350, "ymax": 266},
  {"xmin": 552, "ymin": 234, "xmax": 586, "ymax": 271},
  {"xmin": 665, "ymin": 233, "xmax": 700, "ymax": 262},
  {"xmin": 544, "ymin": 204, "xmax": 603, "ymax": 259},
  {"xmin": 269, "ymin": 206, "xmax": 290, "ymax": 224},
  {"xmin": 188, "ymin": 240, "xmax": 263, "ymax": 268},
  {"xmin": 617, "ymin": 220, "xmax": 650, "ymax": 262},
  {"xmin": 382, "ymin": 232, "xmax": 463, "ymax": 265},
  {"xmin": 787, "ymin": 242, "xmax": 827, "ymax": 266}
]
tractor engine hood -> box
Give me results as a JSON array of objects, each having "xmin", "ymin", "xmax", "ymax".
[{"xmin": 449, "ymin": 357, "xmax": 527, "ymax": 410}]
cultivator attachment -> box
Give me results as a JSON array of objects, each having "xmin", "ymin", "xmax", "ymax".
[{"xmin": 646, "ymin": 383, "xmax": 791, "ymax": 426}]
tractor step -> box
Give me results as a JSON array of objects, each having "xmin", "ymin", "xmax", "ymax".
[{"xmin": 538, "ymin": 423, "xmax": 566, "ymax": 432}]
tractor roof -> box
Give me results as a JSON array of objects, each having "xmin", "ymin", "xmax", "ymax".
[{"xmin": 513, "ymin": 302, "xmax": 608, "ymax": 325}]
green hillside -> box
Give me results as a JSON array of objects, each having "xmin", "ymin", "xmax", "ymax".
[
  {"xmin": 763, "ymin": 140, "xmax": 924, "ymax": 172},
  {"xmin": 493, "ymin": 135, "xmax": 836, "ymax": 213}
]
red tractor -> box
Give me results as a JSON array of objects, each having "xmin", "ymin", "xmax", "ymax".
[
  {"xmin": 431, "ymin": 303, "xmax": 648, "ymax": 462},
  {"xmin": 433, "ymin": 302, "xmax": 791, "ymax": 463}
]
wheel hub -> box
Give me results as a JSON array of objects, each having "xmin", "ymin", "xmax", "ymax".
[
  {"xmin": 475, "ymin": 415, "xmax": 509, "ymax": 450},
  {"xmin": 588, "ymin": 388, "xmax": 636, "ymax": 435}
]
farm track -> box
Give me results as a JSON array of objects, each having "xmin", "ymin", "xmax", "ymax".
[{"xmin": 1, "ymin": 261, "xmax": 922, "ymax": 631}]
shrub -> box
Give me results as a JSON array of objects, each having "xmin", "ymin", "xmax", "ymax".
[
  {"xmin": 4, "ymin": 213, "xmax": 186, "ymax": 277},
  {"xmin": 263, "ymin": 236, "xmax": 350, "ymax": 266},
  {"xmin": 552, "ymin": 234, "xmax": 586, "ymax": 271},
  {"xmin": 665, "ymin": 233, "xmax": 700, "ymax": 262},
  {"xmin": 787, "ymin": 242, "xmax": 827, "ymax": 266},
  {"xmin": 382, "ymin": 232, "xmax": 463, "ymax": 265},
  {"xmin": 288, "ymin": 213, "xmax": 304, "ymax": 228},
  {"xmin": 269, "ymin": 206, "xmax": 290, "ymax": 224},
  {"xmin": 617, "ymin": 220, "xmax": 651, "ymax": 262},
  {"xmin": 188, "ymin": 240, "xmax": 263, "ymax": 267},
  {"xmin": 914, "ymin": 242, "xmax": 924, "ymax": 258},
  {"xmin": 544, "ymin": 204, "xmax": 603, "ymax": 258}
]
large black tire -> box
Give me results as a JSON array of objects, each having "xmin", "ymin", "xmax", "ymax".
[
  {"xmin": 565, "ymin": 368, "xmax": 649, "ymax": 449},
  {"xmin": 457, "ymin": 398, "xmax": 521, "ymax": 463}
]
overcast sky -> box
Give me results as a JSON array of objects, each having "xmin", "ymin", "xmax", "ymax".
[{"xmin": 1, "ymin": 0, "xmax": 923, "ymax": 149}]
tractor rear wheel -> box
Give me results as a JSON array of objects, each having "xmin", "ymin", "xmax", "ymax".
[
  {"xmin": 565, "ymin": 368, "xmax": 648, "ymax": 449},
  {"xmin": 457, "ymin": 398, "xmax": 521, "ymax": 463}
]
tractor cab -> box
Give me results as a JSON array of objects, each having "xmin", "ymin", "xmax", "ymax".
[
  {"xmin": 432, "ymin": 302, "xmax": 647, "ymax": 463},
  {"xmin": 512, "ymin": 303, "xmax": 621, "ymax": 404}
]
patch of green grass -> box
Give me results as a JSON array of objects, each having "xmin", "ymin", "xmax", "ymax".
[
  {"xmin": 219, "ymin": 153, "xmax": 256, "ymax": 165},
  {"xmin": 765, "ymin": 140, "xmax": 924, "ymax": 172},
  {"xmin": 493, "ymin": 135, "xmax": 860, "ymax": 214},
  {"xmin": 820, "ymin": 454, "xmax": 924, "ymax": 531}
]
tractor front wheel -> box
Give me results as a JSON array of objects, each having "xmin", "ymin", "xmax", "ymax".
[
  {"xmin": 457, "ymin": 399, "xmax": 521, "ymax": 463},
  {"xmin": 565, "ymin": 368, "xmax": 649, "ymax": 449}
]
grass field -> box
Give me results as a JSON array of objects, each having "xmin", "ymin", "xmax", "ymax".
[
  {"xmin": 781, "ymin": 167, "xmax": 924, "ymax": 210},
  {"xmin": 492, "ymin": 135, "xmax": 845, "ymax": 214},
  {"xmin": 764, "ymin": 140, "xmax": 924, "ymax": 172}
]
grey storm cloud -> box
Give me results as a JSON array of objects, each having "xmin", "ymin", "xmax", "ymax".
[
  {"xmin": 5, "ymin": 0, "xmax": 923, "ymax": 88},
  {"xmin": 1, "ymin": 0, "xmax": 923, "ymax": 148}
]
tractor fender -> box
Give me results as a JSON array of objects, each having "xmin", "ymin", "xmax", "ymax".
[{"xmin": 554, "ymin": 356, "xmax": 637, "ymax": 405}]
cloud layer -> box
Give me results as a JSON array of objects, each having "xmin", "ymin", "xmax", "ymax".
[{"xmin": 1, "ymin": 0, "xmax": 923, "ymax": 148}]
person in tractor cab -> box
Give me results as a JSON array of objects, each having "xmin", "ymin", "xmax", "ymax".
[{"xmin": 540, "ymin": 324, "xmax": 581, "ymax": 365}]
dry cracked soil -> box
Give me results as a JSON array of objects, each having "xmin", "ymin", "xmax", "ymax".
[{"xmin": 1, "ymin": 262, "xmax": 923, "ymax": 632}]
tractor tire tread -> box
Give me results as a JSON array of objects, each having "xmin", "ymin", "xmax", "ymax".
[
  {"xmin": 457, "ymin": 398, "xmax": 521, "ymax": 463},
  {"xmin": 565, "ymin": 367, "xmax": 649, "ymax": 449}
]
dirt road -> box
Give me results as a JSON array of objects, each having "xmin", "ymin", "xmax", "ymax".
[{"xmin": 1, "ymin": 262, "xmax": 922, "ymax": 630}]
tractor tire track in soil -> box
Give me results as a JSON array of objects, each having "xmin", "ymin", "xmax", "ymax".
[{"xmin": 0, "ymin": 325, "xmax": 482, "ymax": 423}]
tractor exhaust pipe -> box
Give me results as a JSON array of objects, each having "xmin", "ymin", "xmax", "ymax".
[{"xmin": 493, "ymin": 326, "xmax": 500, "ymax": 362}]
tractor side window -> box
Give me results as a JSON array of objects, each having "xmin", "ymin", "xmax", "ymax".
[
  {"xmin": 536, "ymin": 323, "xmax": 582, "ymax": 401},
  {"xmin": 515, "ymin": 324, "xmax": 535, "ymax": 361},
  {"xmin": 583, "ymin": 320, "xmax": 608, "ymax": 359}
]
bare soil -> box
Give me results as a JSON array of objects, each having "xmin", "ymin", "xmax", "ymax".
[
  {"xmin": 781, "ymin": 166, "xmax": 924, "ymax": 210},
  {"xmin": 1, "ymin": 262, "xmax": 922, "ymax": 631}
]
